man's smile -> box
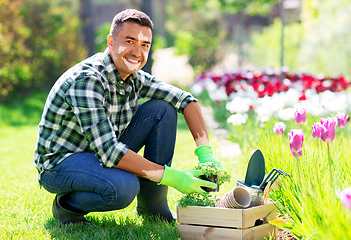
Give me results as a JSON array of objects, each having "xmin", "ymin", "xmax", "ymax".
[{"xmin": 125, "ymin": 57, "xmax": 140, "ymax": 64}]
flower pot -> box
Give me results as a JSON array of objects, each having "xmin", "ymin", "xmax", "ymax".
[
  {"xmin": 215, "ymin": 186, "xmax": 251, "ymax": 209},
  {"xmin": 199, "ymin": 174, "xmax": 219, "ymax": 192},
  {"xmin": 236, "ymin": 180, "xmax": 264, "ymax": 207}
]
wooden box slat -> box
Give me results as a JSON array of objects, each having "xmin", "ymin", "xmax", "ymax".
[
  {"xmin": 177, "ymin": 203, "xmax": 277, "ymax": 229},
  {"xmin": 178, "ymin": 223, "xmax": 276, "ymax": 240},
  {"xmin": 242, "ymin": 203, "xmax": 277, "ymax": 228}
]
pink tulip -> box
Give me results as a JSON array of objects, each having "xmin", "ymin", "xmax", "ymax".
[
  {"xmin": 338, "ymin": 187, "xmax": 351, "ymax": 210},
  {"xmin": 290, "ymin": 149, "xmax": 302, "ymax": 158},
  {"xmin": 311, "ymin": 122, "xmax": 323, "ymax": 138},
  {"xmin": 273, "ymin": 122, "xmax": 286, "ymax": 136},
  {"xmin": 336, "ymin": 112, "xmax": 349, "ymax": 128},
  {"xmin": 294, "ymin": 108, "xmax": 306, "ymax": 125},
  {"xmin": 288, "ymin": 129, "xmax": 304, "ymax": 153},
  {"xmin": 320, "ymin": 117, "xmax": 336, "ymax": 142}
]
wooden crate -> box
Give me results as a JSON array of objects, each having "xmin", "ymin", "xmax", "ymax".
[{"xmin": 177, "ymin": 203, "xmax": 277, "ymax": 240}]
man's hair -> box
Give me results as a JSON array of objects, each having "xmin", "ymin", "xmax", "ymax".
[{"xmin": 110, "ymin": 9, "xmax": 153, "ymax": 36}]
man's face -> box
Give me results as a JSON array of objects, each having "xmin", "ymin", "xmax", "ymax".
[{"xmin": 107, "ymin": 21, "xmax": 152, "ymax": 80}]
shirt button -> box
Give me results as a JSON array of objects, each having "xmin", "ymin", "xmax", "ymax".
[
  {"xmin": 119, "ymin": 81, "xmax": 124, "ymax": 85},
  {"xmin": 119, "ymin": 90, "xmax": 124, "ymax": 95}
]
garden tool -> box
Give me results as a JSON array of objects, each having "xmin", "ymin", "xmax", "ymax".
[
  {"xmin": 235, "ymin": 149, "xmax": 265, "ymax": 206},
  {"xmin": 236, "ymin": 149, "xmax": 290, "ymax": 207},
  {"xmin": 259, "ymin": 168, "xmax": 290, "ymax": 190},
  {"xmin": 243, "ymin": 149, "xmax": 266, "ymax": 189},
  {"xmin": 261, "ymin": 181, "xmax": 272, "ymax": 205}
]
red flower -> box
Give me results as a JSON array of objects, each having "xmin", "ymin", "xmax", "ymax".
[
  {"xmin": 299, "ymin": 91, "xmax": 307, "ymax": 101},
  {"xmin": 225, "ymin": 87, "xmax": 236, "ymax": 96},
  {"xmin": 283, "ymin": 84, "xmax": 290, "ymax": 91},
  {"xmin": 265, "ymin": 85, "xmax": 275, "ymax": 96},
  {"xmin": 315, "ymin": 82, "xmax": 327, "ymax": 94},
  {"xmin": 258, "ymin": 91, "xmax": 265, "ymax": 98},
  {"xmin": 252, "ymin": 83, "xmax": 260, "ymax": 91}
]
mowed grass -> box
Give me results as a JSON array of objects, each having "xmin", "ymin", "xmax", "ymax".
[{"xmin": 0, "ymin": 105, "xmax": 245, "ymax": 239}]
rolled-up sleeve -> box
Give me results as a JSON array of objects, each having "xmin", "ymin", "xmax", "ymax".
[{"xmin": 66, "ymin": 77, "xmax": 128, "ymax": 167}]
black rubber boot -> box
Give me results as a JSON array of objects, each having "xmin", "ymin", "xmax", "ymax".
[
  {"xmin": 52, "ymin": 194, "xmax": 90, "ymax": 226},
  {"xmin": 136, "ymin": 177, "xmax": 176, "ymax": 223}
]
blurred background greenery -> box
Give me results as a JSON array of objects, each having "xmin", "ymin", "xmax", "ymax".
[{"xmin": 1, "ymin": 0, "xmax": 351, "ymax": 105}]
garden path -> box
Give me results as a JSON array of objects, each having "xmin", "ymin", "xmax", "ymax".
[{"xmin": 200, "ymin": 105, "xmax": 242, "ymax": 158}]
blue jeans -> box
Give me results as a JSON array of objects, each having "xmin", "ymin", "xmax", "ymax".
[{"xmin": 40, "ymin": 99, "xmax": 178, "ymax": 213}]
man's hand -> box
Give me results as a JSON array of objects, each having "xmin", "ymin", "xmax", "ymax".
[
  {"xmin": 195, "ymin": 145, "xmax": 223, "ymax": 169},
  {"xmin": 158, "ymin": 166, "xmax": 217, "ymax": 194}
]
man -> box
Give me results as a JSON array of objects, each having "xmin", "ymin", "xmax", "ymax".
[{"xmin": 34, "ymin": 9, "xmax": 223, "ymax": 225}]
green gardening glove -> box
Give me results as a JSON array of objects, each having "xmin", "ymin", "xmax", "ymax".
[
  {"xmin": 158, "ymin": 166, "xmax": 217, "ymax": 194},
  {"xmin": 194, "ymin": 145, "xmax": 223, "ymax": 169}
]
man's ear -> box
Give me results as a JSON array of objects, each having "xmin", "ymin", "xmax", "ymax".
[{"xmin": 107, "ymin": 35, "xmax": 113, "ymax": 50}]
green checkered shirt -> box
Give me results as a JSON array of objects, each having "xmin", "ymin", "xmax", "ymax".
[{"xmin": 34, "ymin": 49, "xmax": 196, "ymax": 172}]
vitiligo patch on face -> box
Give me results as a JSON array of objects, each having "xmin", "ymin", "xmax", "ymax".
[
  {"xmin": 122, "ymin": 58, "xmax": 140, "ymax": 72},
  {"xmin": 118, "ymin": 46, "xmax": 127, "ymax": 54},
  {"xmin": 137, "ymin": 31, "xmax": 149, "ymax": 41}
]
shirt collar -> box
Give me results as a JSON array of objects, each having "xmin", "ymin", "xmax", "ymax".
[{"xmin": 103, "ymin": 48, "xmax": 136, "ymax": 86}]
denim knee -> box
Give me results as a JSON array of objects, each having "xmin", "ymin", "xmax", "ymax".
[
  {"xmin": 105, "ymin": 173, "xmax": 140, "ymax": 210},
  {"xmin": 153, "ymin": 99, "xmax": 177, "ymax": 124}
]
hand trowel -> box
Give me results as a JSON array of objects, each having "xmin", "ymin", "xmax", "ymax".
[
  {"xmin": 236, "ymin": 149, "xmax": 290, "ymax": 207},
  {"xmin": 243, "ymin": 149, "xmax": 266, "ymax": 189}
]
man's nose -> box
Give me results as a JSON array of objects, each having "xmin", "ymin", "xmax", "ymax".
[{"xmin": 132, "ymin": 43, "xmax": 142, "ymax": 57}]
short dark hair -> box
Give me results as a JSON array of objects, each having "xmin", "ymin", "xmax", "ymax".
[{"xmin": 110, "ymin": 9, "xmax": 153, "ymax": 36}]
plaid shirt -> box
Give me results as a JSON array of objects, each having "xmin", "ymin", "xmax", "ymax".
[{"xmin": 34, "ymin": 49, "xmax": 196, "ymax": 172}]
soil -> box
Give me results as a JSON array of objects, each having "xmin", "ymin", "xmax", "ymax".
[{"xmin": 277, "ymin": 228, "xmax": 298, "ymax": 240}]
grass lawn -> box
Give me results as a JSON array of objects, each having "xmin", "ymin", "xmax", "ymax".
[{"xmin": 0, "ymin": 110, "xmax": 245, "ymax": 239}]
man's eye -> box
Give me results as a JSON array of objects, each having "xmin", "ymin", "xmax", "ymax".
[{"xmin": 126, "ymin": 40, "xmax": 133, "ymax": 44}]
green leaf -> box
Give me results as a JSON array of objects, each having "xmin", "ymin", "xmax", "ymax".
[{"xmin": 269, "ymin": 219, "xmax": 294, "ymax": 229}]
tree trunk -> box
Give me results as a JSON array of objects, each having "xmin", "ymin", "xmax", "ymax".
[
  {"xmin": 280, "ymin": 0, "xmax": 285, "ymax": 80},
  {"xmin": 80, "ymin": 0, "xmax": 95, "ymax": 57},
  {"xmin": 141, "ymin": 0, "xmax": 153, "ymax": 74},
  {"xmin": 238, "ymin": 12, "xmax": 245, "ymax": 70}
]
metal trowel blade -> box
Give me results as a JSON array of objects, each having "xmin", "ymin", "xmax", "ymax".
[{"xmin": 244, "ymin": 149, "xmax": 265, "ymax": 187}]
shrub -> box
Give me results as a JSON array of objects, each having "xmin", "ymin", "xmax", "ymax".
[{"xmin": 0, "ymin": 0, "xmax": 87, "ymax": 102}]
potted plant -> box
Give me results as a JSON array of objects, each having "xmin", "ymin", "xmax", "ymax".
[
  {"xmin": 195, "ymin": 162, "xmax": 231, "ymax": 192},
  {"xmin": 178, "ymin": 162, "xmax": 231, "ymax": 207}
]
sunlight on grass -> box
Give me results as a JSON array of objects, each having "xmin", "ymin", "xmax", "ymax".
[
  {"xmin": 0, "ymin": 114, "xmax": 240, "ymax": 239},
  {"xmin": 9, "ymin": 100, "xmax": 351, "ymax": 239}
]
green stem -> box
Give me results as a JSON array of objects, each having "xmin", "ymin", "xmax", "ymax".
[
  {"xmin": 295, "ymin": 155, "xmax": 302, "ymax": 190},
  {"xmin": 327, "ymin": 142, "xmax": 334, "ymax": 187}
]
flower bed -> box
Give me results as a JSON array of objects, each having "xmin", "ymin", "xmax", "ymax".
[
  {"xmin": 190, "ymin": 68, "xmax": 351, "ymax": 239},
  {"xmin": 191, "ymin": 69, "xmax": 351, "ymax": 124}
]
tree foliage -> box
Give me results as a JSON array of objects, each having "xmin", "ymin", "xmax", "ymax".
[
  {"xmin": 169, "ymin": 0, "xmax": 280, "ymax": 73},
  {"xmin": 248, "ymin": 19, "xmax": 302, "ymax": 71},
  {"xmin": 299, "ymin": 0, "xmax": 351, "ymax": 77},
  {"xmin": 248, "ymin": 0, "xmax": 351, "ymax": 78},
  {"xmin": 0, "ymin": 0, "xmax": 31, "ymax": 99},
  {"xmin": 216, "ymin": 0, "xmax": 279, "ymax": 15},
  {"xmin": 0, "ymin": 0, "xmax": 87, "ymax": 102},
  {"xmin": 166, "ymin": 1, "xmax": 225, "ymax": 73}
]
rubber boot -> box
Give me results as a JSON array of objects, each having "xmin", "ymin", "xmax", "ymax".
[
  {"xmin": 136, "ymin": 177, "xmax": 176, "ymax": 222},
  {"xmin": 52, "ymin": 194, "xmax": 90, "ymax": 226}
]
